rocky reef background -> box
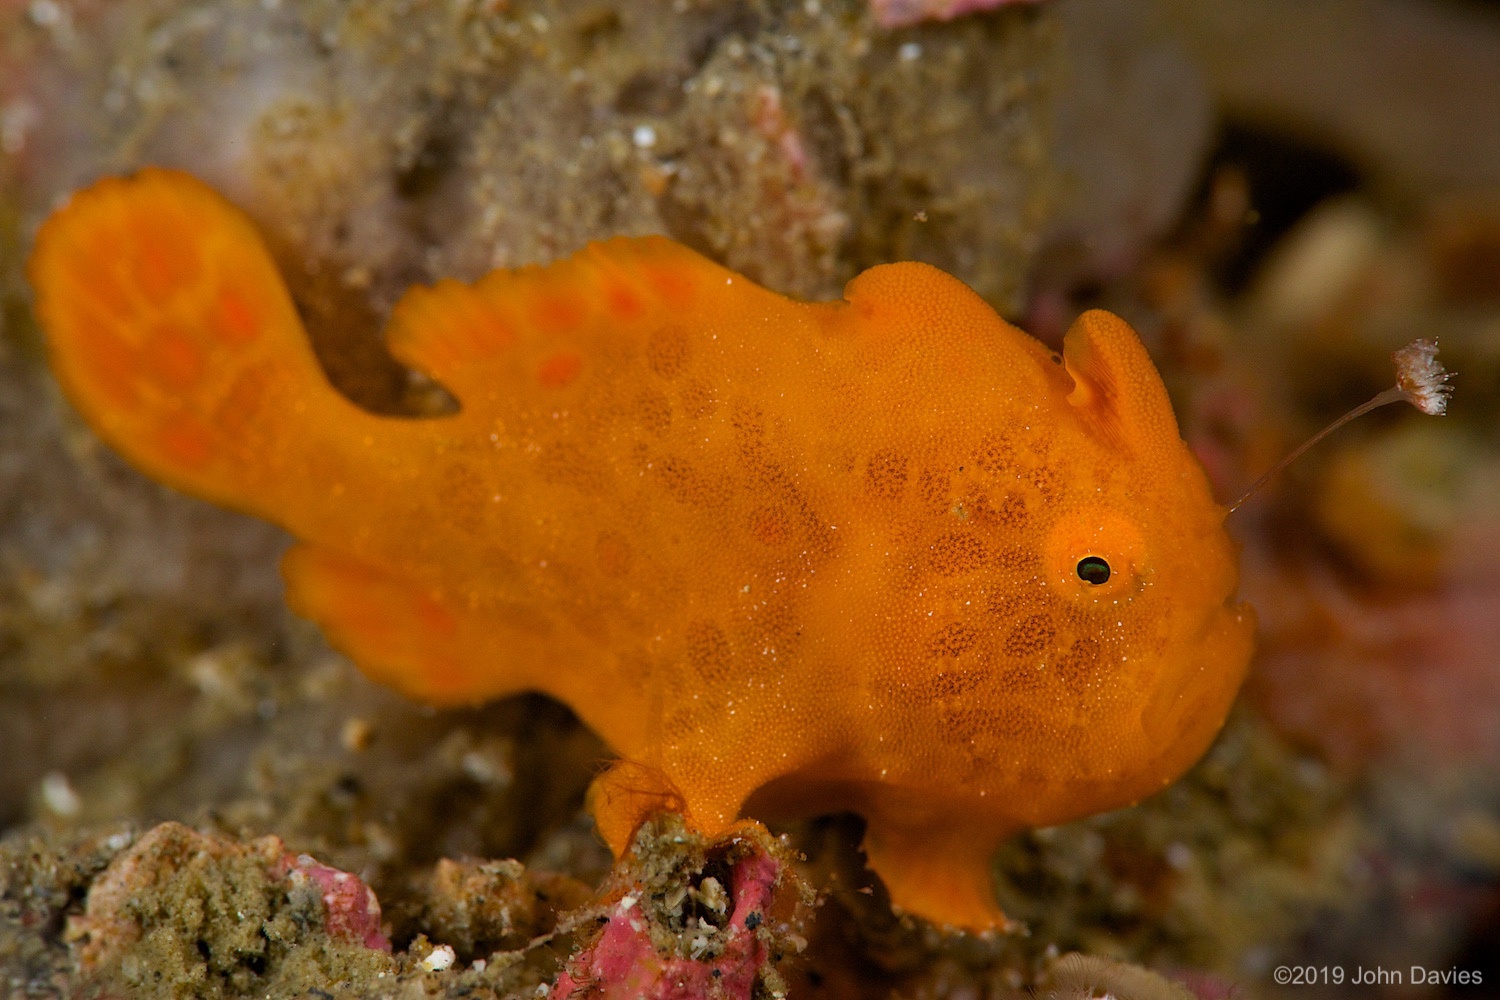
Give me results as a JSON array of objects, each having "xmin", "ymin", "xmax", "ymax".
[{"xmin": 2, "ymin": 0, "xmax": 1499, "ymax": 997}]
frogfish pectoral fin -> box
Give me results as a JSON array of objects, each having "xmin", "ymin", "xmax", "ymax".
[
  {"xmin": 860, "ymin": 818, "xmax": 1013, "ymax": 935},
  {"xmin": 587, "ymin": 755, "xmax": 783, "ymax": 857},
  {"xmin": 586, "ymin": 760, "xmax": 690, "ymax": 856}
]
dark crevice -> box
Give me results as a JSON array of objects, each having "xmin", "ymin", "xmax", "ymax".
[{"xmin": 1190, "ymin": 121, "xmax": 1363, "ymax": 295}]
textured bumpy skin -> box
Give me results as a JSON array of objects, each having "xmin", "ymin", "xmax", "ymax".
[{"xmin": 29, "ymin": 169, "xmax": 1255, "ymax": 932}]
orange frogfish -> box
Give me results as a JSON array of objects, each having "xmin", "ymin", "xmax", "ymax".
[{"xmin": 29, "ymin": 169, "xmax": 1255, "ymax": 932}]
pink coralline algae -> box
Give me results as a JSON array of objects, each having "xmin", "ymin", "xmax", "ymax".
[
  {"xmin": 870, "ymin": 0, "xmax": 1043, "ymax": 30},
  {"xmin": 274, "ymin": 852, "xmax": 391, "ymax": 952},
  {"xmin": 552, "ymin": 850, "xmax": 784, "ymax": 1000},
  {"xmin": 751, "ymin": 86, "xmax": 812, "ymax": 184},
  {"xmin": 66, "ymin": 821, "xmax": 390, "ymax": 976}
]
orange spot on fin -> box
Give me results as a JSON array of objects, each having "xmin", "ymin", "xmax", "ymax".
[
  {"xmin": 128, "ymin": 203, "xmax": 203, "ymax": 300},
  {"xmin": 531, "ymin": 293, "xmax": 585, "ymax": 334},
  {"xmin": 211, "ymin": 287, "xmax": 261, "ymax": 346},
  {"xmin": 73, "ymin": 319, "xmax": 142, "ymax": 408},
  {"xmin": 536, "ymin": 351, "xmax": 582, "ymax": 388},
  {"xmin": 603, "ymin": 282, "xmax": 645, "ymax": 321},
  {"xmin": 156, "ymin": 414, "xmax": 215, "ymax": 468},
  {"xmin": 140, "ymin": 322, "xmax": 205, "ymax": 391}
]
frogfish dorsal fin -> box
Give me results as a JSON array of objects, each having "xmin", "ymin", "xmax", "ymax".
[{"xmin": 385, "ymin": 236, "xmax": 730, "ymax": 405}]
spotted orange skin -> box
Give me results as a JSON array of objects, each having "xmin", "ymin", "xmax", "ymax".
[{"xmin": 28, "ymin": 169, "xmax": 1255, "ymax": 932}]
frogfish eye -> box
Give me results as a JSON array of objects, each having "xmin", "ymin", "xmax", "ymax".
[{"xmin": 1076, "ymin": 556, "xmax": 1111, "ymax": 585}]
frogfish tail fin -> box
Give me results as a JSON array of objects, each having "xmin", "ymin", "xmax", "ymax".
[{"xmin": 27, "ymin": 168, "xmax": 347, "ymax": 521}]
